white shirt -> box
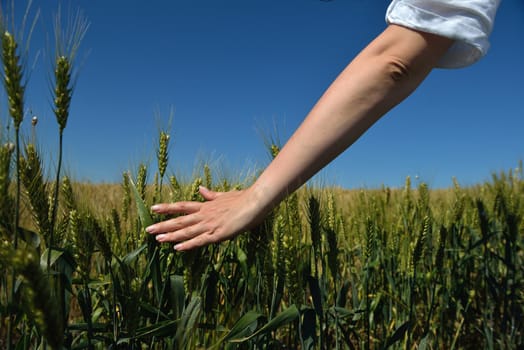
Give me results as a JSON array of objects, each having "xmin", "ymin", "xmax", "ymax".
[{"xmin": 386, "ymin": 0, "xmax": 501, "ymax": 68}]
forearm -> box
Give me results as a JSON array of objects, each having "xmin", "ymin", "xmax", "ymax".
[
  {"xmin": 147, "ymin": 25, "xmax": 454, "ymax": 251},
  {"xmin": 249, "ymin": 24, "xmax": 453, "ymax": 211}
]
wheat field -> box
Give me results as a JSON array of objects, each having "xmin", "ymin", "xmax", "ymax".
[{"xmin": 0, "ymin": 5, "xmax": 523, "ymax": 350}]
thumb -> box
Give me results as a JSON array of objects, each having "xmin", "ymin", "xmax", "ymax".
[{"xmin": 199, "ymin": 186, "xmax": 219, "ymax": 201}]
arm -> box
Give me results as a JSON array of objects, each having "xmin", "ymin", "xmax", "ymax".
[{"xmin": 146, "ymin": 24, "xmax": 453, "ymax": 251}]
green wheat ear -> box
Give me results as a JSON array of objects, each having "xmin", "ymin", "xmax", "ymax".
[
  {"xmin": 204, "ymin": 164, "xmax": 212, "ymax": 189},
  {"xmin": 136, "ymin": 164, "xmax": 148, "ymax": 201},
  {"xmin": 61, "ymin": 175, "xmax": 76, "ymax": 212},
  {"xmin": 54, "ymin": 55, "xmax": 72, "ymax": 132},
  {"xmin": 127, "ymin": 171, "xmax": 153, "ymax": 228},
  {"xmin": 1, "ymin": 31, "xmax": 25, "ymax": 130},
  {"xmin": 121, "ymin": 171, "xmax": 131, "ymax": 222},
  {"xmin": 52, "ymin": 7, "xmax": 88, "ymax": 132},
  {"xmin": 308, "ymin": 195, "xmax": 322, "ymax": 268},
  {"xmin": 169, "ymin": 174, "xmax": 181, "ymax": 201},
  {"xmin": 0, "ymin": 142, "xmax": 14, "ymax": 228},
  {"xmin": 189, "ymin": 177, "xmax": 203, "ymax": 201},
  {"xmin": 92, "ymin": 217, "xmax": 112, "ymax": 262},
  {"xmin": 270, "ymin": 144, "xmax": 280, "ymax": 159},
  {"xmin": 19, "ymin": 143, "xmax": 52, "ymax": 241},
  {"xmin": 412, "ymin": 215, "xmax": 430, "ymax": 273},
  {"xmin": 157, "ymin": 130, "xmax": 170, "ymax": 179}
]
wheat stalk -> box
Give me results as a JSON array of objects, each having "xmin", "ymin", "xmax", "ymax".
[
  {"xmin": 2, "ymin": 33, "xmax": 25, "ymax": 349},
  {"xmin": 48, "ymin": 9, "xmax": 88, "ymax": 282}
]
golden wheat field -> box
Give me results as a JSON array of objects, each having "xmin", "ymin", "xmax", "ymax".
[{"xmin": 3, "ymin": 158, "xmax": 523, "ymax": 349}]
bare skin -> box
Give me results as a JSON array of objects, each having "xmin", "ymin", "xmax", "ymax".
[{"xmin": 146, "ymin": 24, "xmax": 454, "ymax": 251}]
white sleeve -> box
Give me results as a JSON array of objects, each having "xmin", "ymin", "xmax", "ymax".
[{"xmin": 386, "ymin": 0, "xmax": 501, "ymax": 68}]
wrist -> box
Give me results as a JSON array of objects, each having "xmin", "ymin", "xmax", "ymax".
[{"xmin": 247, "ymin": 181, "xmax": 280, "ymax": 218}]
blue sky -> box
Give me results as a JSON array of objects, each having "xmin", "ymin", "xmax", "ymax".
[{"xmin": 4, "ymin": 0, "xmax": 524, "ymax": 189}]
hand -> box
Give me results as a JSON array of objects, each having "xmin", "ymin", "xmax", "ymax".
[{"xmin": 146, "ymin": 186, "xmax": 265, "ymax": 251}]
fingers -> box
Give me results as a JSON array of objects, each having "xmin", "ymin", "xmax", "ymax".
[
  {"xmin": 146, "ymin": 214, "xmax": 226, "ymax": 250},
  {"xmin": 147, "ymin": 188, "xmax": 247, "ymax": 251},
  {"xmin": 174, "ymin": 232, "xmax": 223, "ymax": 251},
  {"xmin": 150, "ymin": 187, "xmax": 225, "ymax": 214},
  {"xmin": 150, "ymin": 201, "xmax": 202, "ymax": 215},
  {"xmin": 146, "ymin": 215, "xmax": 203, "ymax": 244},
  {"xmin": 147, "ymin": 199, "xmax": 212, "ymax": 246},
  {"xmin": 155, "ymin": 224, "xmax": 206, "ymax": 245},
  {"xmin": 198, "ymin": 186, "xmax": 219, "ymax": 201},
  {"xmin": 146, "ymin": 213, "xmax": 200, "ymax": 236}
]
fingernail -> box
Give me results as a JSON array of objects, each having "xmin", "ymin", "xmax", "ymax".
[
  {"xmin": 151, "ymin": 205, "xmax": 160, "ymax": 211},
  {"xmin": 174, "ymin": 243, "xmax": 182, "ymax": 251},
  {"xmin": 145, "ymin": 225, "xmax": 155, "ymax": 233},
  {"xmin": 156, "ymin": 234, "xmax": 166, "ymax": 242}
]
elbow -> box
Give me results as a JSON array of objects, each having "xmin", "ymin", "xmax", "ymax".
[
  {"xmin": 375, "ymin": 54, "xmax": 432, "ymax": 95},
  {"xmin": 384, "ymin": 55, "xmax": 412, "ymax": 83}
]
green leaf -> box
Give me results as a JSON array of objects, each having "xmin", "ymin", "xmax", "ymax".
[
  {"xmin": 77, "ymin": 288, "xmax": 93, "ymax": 324},
  {"xmin": 170, "ymin": 274, "xmax": 186, "ymax": 319},
  {"xmin": 229, "ymin": 305, "xmax": 300, "ymax": 343},
  {"xmin": 137, "ymin": 300, "xmax": 167, "ymax": 320},
  {"xmin": 337, "ymin": 280, "xmax": 350, "ymax": 307},
  {"xmin": 135, "ymin": 319, "xmax": 178, "ymax": 338},
  {"xmin": 40, "ymin": 248, "xmax": 65, "ymax": 268},
  {"xmin": 385, "ymin": 320, "xmax": 411, "ymax": 347},
  {"xmin": 307, "ymin": 275, "xmax": 323, "ymax": 317},
  {"xmin": 370, "ymin": 291, "xmax": 383, "ymax": 312},
  {"xmin": 236, "ymin": 246, "xmax": 248, "ymax": 276},
  {"xmin": 18, "ymin": 226, "xmax": 41, "ymax": 247},
  {"xmin": 127, "ymin": 172, "xmax": 153, "ymax": 228},
  {"xmin": 300, "ymin": 307, "xmax": 317, "ymax": 350},
  {"xmin": 67, "ymin": 322, "xmax": 108, "ymax": 332},
  {"xmin": 176, "ymin": 295, "xmax": 202, "ymax": 347},
  {"xmin": 40, "ymin": 248, "xmax": 77, "ymax": 292},
  {"xmin": 222, "ymin": 310, "xmax": 264, "ymax": 343},
  {"xmin": 331, "ymin": 306, "xmax": 355, "ymax": 319},
  {"xmin": 92, "ymin": 306, "xmax": 104, "ymax": 323},
  {"xmin": 418, "ymin": 333, "xmax": 430, "ymax": 350},
  {"xmin": 122, "ymin": 243, "xmax": 147, "ymax": 265}
]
